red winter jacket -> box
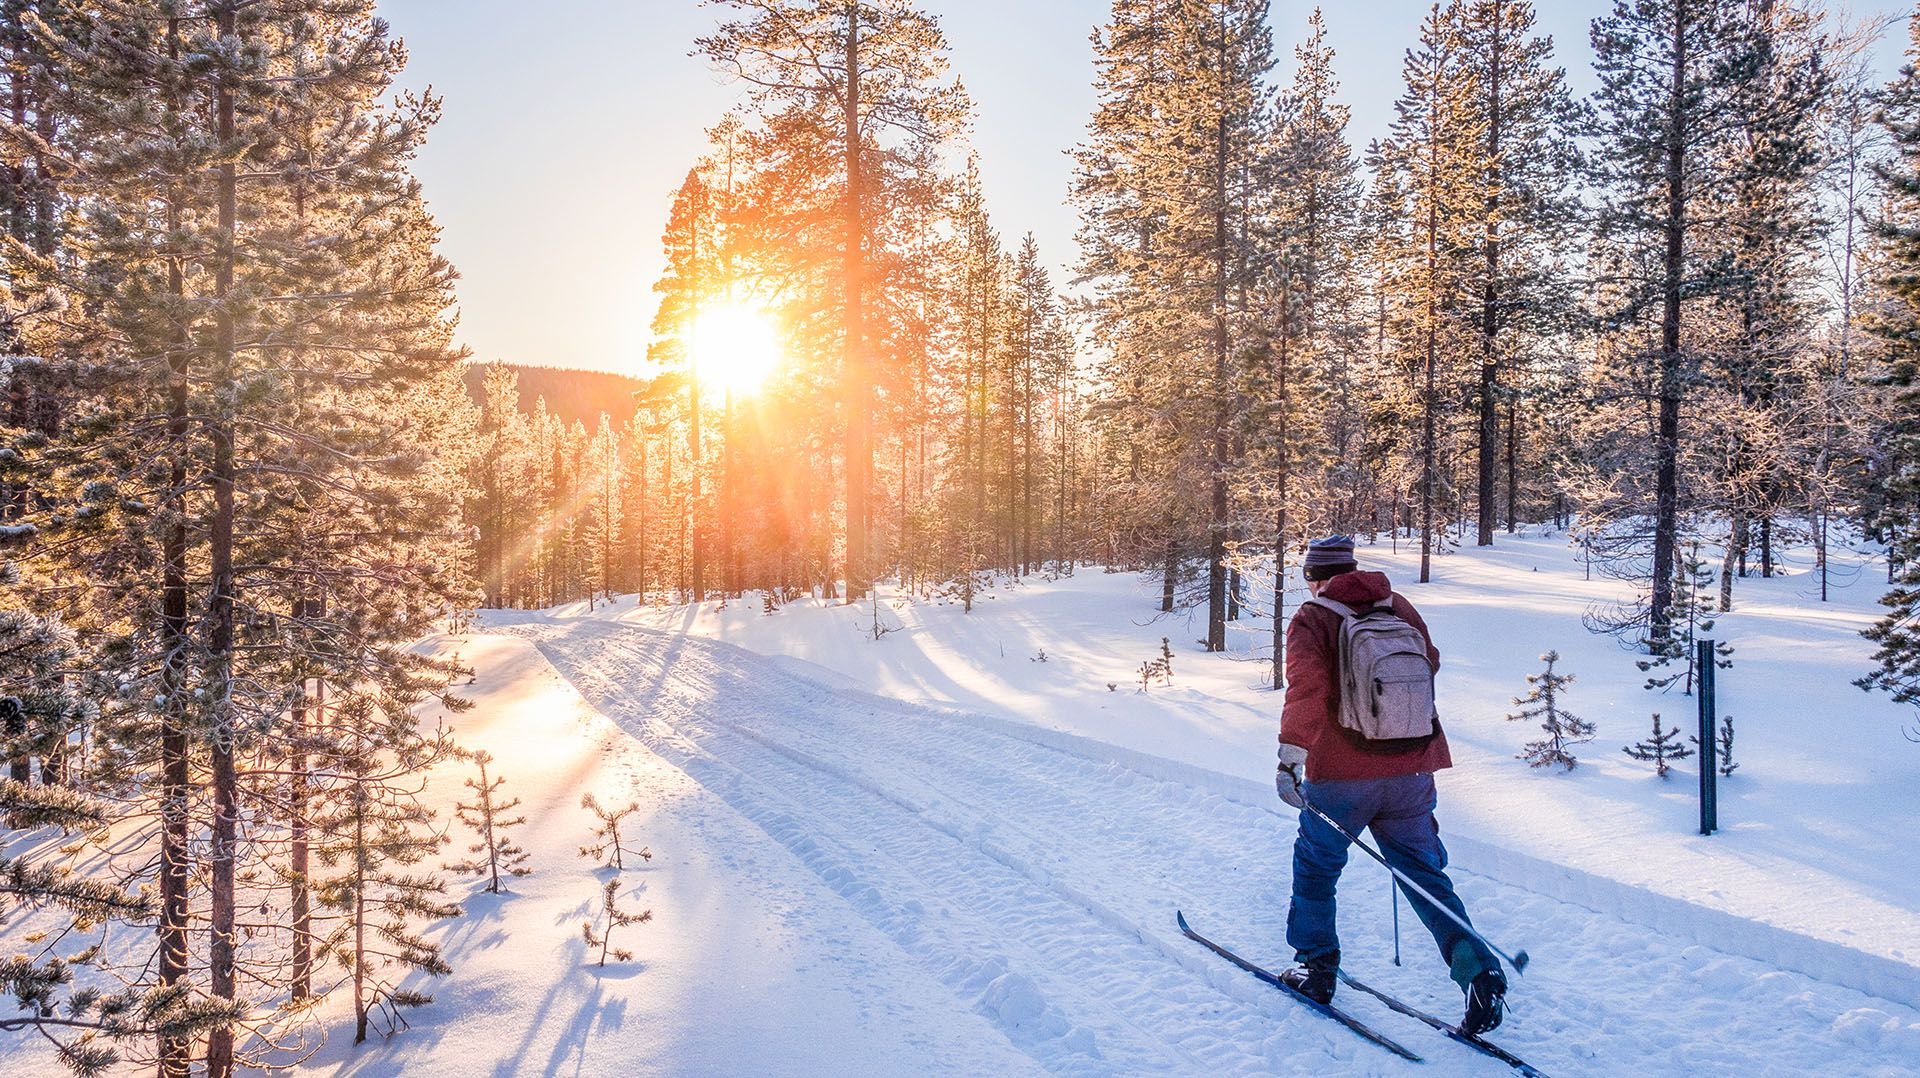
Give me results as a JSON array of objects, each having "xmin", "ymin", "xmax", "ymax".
[{"xmin": 1279, "ymin": 570, "xmax": 1452, "ymax": 782}]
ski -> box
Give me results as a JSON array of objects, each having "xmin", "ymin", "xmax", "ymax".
[
  {"xmin": 1174, "ymin": 911, "xmax": 1423, "ymax": 1063},
  {"xmin": 1337, "ymin": 971, "xmax": 1548, "ymax": 1078}
]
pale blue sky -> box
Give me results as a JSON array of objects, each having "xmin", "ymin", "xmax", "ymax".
[{"xmin": 378, "ymin": 0, "xmax": 1914, "ymax": 374}]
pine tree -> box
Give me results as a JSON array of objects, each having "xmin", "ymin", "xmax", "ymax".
[
  {"xmin": 1861, "ymin": 9, "xmax": 1920, "ymax": 710},
  {"xmin": 15, "ymin": 5, "xmax": 475, "ymax": 1070},
  {"xmin": 447, "ymin": 750, "xmax": 531, "ymax": 894},
  {"xmin": 1252, "ymin": 6, "xmax": 1358, "ymax": 689},
  {"xmin": 310, "ymin": 699, "xmax": 461, "ymax": 1045},
  {"xmin": 1588, "ymin": 0, "xmax": 1775, "ymax": 647},
  {"xmin": 1507, "ymin": 650, "xmax": 1595, "ymax": 769},
  {"xmin": 579, "ymin": 792, "xmax": 651, "ymax": 871},
  {"xmin": 1374, "ymin": 1, "xmax": 1484, "ymax": 584},
  {"xmin": 1694, "ymin": 713, "xmax": 1738, "ymax": 776},
  {"xmin": 581, "ymin": 878, "xmax": 652, "ymax": 968},
  {"xmin": 1623, "ymin": 712, "xmax": 1695, "ymax": 778},
  {"xmin": 1452, "ymin": 0, "xmax": 1580, "ymax": 545},
  {"xmin": 1638, "ymin": 542, "xmax": 1734, "ymax": 693},
  {"xmin": 1072, "ymin": 0, "xmax": 1277, "ymax": 646},
  {"xmin": 698, "ymin": 0, "xmax": 968, "ymax": 602}
]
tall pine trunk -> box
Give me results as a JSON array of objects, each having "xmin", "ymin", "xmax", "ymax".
[
  {"xmin": 206, "ymin": 6, "xmax": 241, "ymax": 1072},
  {"xmin": 1476, "ymin": 0, "xmax": 1504, "ymax": 548},
  {"xmin": 1420, "ymin": 139, "xmax": 1439, "ymax": 585},
  {"xmin": 1649, "ymin": 1, "xmax": 1689, "ymax": 647},
  {"xmin": 1205, "ymin": 22, "xmax": 1230, "ymax": 653},
  {"xmin": 155, "ymin": 24, "xmax": 191, "ymax": 1077},
  {"xmin": 843, "ymin": 3, "xmax": 870, "ymax": 602}
]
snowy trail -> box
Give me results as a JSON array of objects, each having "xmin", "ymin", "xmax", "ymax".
[{"xmin": 509, "ymin": 618, "xmax": 1920, "ymax": 1077}]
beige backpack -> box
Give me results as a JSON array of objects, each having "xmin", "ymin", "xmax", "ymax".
[{"xmin": 1304, "ymin": 595, "xmax": 1438, "ymax": 746}]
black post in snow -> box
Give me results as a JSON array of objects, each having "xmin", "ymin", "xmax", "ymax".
[{"xmin": 1698, "ymin": 637, "xmax": 1718, "ymax": 836}]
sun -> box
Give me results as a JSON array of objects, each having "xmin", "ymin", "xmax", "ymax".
[{"xmin": 690, "ymin": 302, "xmax": 781, "ymax": 394}]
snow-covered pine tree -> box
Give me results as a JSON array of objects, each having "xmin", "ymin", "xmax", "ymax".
[
  {"xmin": 1507, "ymin": 650, "xmax": 1595, "ymax": 770},
  {"xmin": 17, "ymin": 5, "xmax": 474, "ymax": 1070},
  {"xmin": 585, "ymin": 415, "xmax": 624, "ymax": 607},
  {"xmin": 579, "ymin": 792, "xmax": 651, "ymax": 871},
  {"xmin": 447, "ymin": 750, "xmax": 531, "ymax": 894},
  {"xmin": 1861, "ymin": 9, "xmax": 1920, "ymax": 711},
  {"xmin": 1452, "ymin": 0, "xmax": 1581, "ymax": 546},
  {"xmin": 1588, "ymin": 0, "xmax": 1774, "ymax": 649},
  {"xmin": 1373, "ymin": 1, "xmax": 1483, "ymax": 585},
  {"xmin": 309, "ymin": 698, "xmax": 461, "ymax": 1045},
  {"xmin": 1623, "ymin": 712, "xmax": 1695, "ymax": 778},
  {"xmin": 1638, "ymin": 542, "xmax": 1734, "ymax": 693},
  {"xmin": 649, "ymin": 166, "xmax": 717, "ymax": 603},
  {"xmin": 698, "ymin": 0, "xmax": 968, "ymax": 604},
  {"xmin": 0, "ymin": 776, "xmax": 233, "ymax": 1077},
  {"xmin": 1071, "ymin": 0, "xmax": 1276, "ymax": 642},
  {"xmin": 1695, "ymin": 713, "xmax": 1738, "ymax": 776},
  {"xmin": 470, "ymin": 364, "xmax": 538, "ymax": 608},
  {"xmin": 1246, "ymin": 6, "xmax": 1357, "ymax": 689},
  {"xmin": 1699, "ymin": 1, "xmax": 1829, "ymax": 599},
  {"xmin": 581, "ymin": 878, "xmax": 652, "ymax": 968},
  {"xmin": 946, "ymin": 159, "xmax": 1006, "ymax": 613}
]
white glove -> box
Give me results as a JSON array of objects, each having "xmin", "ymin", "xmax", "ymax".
[{"xmin": 1276, "ymin": 742, "xmax": 1308, "ymax": 809}]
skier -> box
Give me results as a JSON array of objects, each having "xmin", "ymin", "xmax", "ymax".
[{"xmin": 1273, "ymin": 535, "xmax": 1508, "ymax": 1035}]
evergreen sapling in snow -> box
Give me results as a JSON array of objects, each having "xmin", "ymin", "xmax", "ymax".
[
  {"xmin": 1138, "ymin": 638, "xmax": 1174, "ymax": 691},
  {"xmin": 1623, "ymin": 713, "xmax": 1695, "ymax": 778},
  {"xmin": 581, "ymin": 877, "xmax": 652, "ymax": 967},
  {"xmin": 579, "ymin": 792, "xmax": 651, "ymax": 871},
  {"xmin": 1694, "ymin": 714, "xmax": 1738, "ymax": 777},
  {"xmin": 1508, "ymin": 651, "xmax": 1596, "ymax": 770},
  {"xmin": 1638, "ymin": 542, "xmax": 1733, "ymax": 693},
  {"xmin": 447, "ymin": 750, "xmax": 530, "ymax": 893}
]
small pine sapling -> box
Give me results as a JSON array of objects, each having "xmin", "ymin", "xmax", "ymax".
[
  {"xmin": 860, "ymin": 590, "xmax": 901, "ymax": 640},
  {"xmin": 579, "ymin": 792, "xmax": 652, "ymax": 870},
  {"xmin": 447, "ymin": 750, "xmax": 531, "ymax": 893},
  {"xmin": 1623, "ymin": 713, "xmax": 1695, "ymax": 778},
  {"xmin": 1694, "ymin": 714, "xmax": 1738, "ymax": 777},
  {"xmin": 1137, "ymin": 637, "xmax": 1174, "ymax": 691},
  {"xmin": 1638, "ymin": 542, "xmax": 1733, "ymax": 693},
  {"xmin": 581, "ymin": 877, "xmax": 653, "ymax": 967},
  {"xmin": 1507, "ymin": 651, "xmax": 1596, "ymax": 770}
]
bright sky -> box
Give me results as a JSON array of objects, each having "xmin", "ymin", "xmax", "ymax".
[{"xmin": 378, "ymin": 0, "xmax": 1915, "ymax": 375}]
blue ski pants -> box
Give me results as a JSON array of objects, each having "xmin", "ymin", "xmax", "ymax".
[{"xmin": 1286, "ymin": 772, "xmax": 1498, "ymax": 989}]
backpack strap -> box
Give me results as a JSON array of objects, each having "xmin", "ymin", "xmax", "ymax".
[
  {"xmin": 1305, "ymin": 595, "xmax": 1394, "ymax": 619},
  {"xmin": 1304, "ymin": 595, "xmax": 1359, "ymax": 620}
]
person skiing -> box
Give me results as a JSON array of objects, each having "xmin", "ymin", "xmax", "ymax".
[{"xmin": 1273, "ymin": 535, "xmax": 1508, "ymax": 1035}]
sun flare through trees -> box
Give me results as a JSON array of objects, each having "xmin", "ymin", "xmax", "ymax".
[{"xmin": 3, "ymin": 0, "xmax": 1920, "ymax": 1074}]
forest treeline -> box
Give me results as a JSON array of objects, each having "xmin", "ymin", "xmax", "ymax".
[
  {"xmin": 458, "ymin": 363, "xmax": 646, "ymax": 428},
  {"xmin": 473, "ymin": 0, "xmax": 1918, "ymax": 697},
  {"xmin": 3, "ymin": 0, "xmax": 1920, "ymax": 1074}
]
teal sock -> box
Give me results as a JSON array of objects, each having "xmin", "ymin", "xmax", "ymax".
[{"xmin": 1448, "ymin": 938, "xmax": 1490, "ymax": 991}]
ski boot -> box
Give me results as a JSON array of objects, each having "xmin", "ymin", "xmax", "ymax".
[
  {"xmin": 1278, "ymin": 950, "xmax": 1339, "ymax": 1005},
  {"xmin": 1461, "ymin": 968, "xmax": 1507, "ymax": 1036}
]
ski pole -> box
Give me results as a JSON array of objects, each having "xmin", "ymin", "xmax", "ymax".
[
  {"xmin": 1298, "ymin": 794, "xmax": 1530, "ymax": 976},
  {"xmin": 1391, "ymin": 884, "xmax": 1402, "ymax": 967}
]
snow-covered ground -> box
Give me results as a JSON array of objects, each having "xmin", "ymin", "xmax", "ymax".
[
  {"xmin": 319, "ymin": 528, "xmax": 1916, "ymax": 1075},
  {"xmin": 300, "ymin": 634, "xmax": 1043, "ymax": 1077},
  {"xmin": 587, "ymin": 530, "xmax": 1920, "ymax": 1007},
  {"xmin": 11, "ymin": 531, "xmax": 1920, "ymax": 1074}
]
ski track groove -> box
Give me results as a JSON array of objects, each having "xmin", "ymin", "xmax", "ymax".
[
  {"xmin": 507, "ymin": 620, "xmax": 1920, "ymax": 1078},
  {"xmin": 528, "ymin": 629, "xmax": 1273, "ymax": 1075}
]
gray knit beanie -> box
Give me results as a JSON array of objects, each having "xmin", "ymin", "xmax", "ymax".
[{"xmin": 1303, "ymin": 535, "xmax": 1358, "ymax": 582}]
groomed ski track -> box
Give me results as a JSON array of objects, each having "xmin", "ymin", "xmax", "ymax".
[{"xmin": 501, "ymin": 618, "xmax": 1920, "ymax": 1077}]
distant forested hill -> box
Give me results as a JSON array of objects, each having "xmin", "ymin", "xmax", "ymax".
[{"xmin": 462, "ymin": 361, "xmax": 649, "ymax": 426}]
